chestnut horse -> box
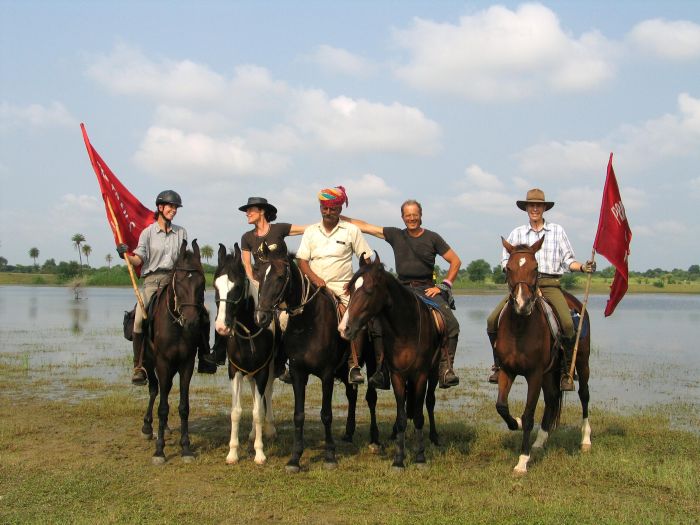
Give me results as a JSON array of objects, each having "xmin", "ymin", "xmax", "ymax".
[
  {"xmin": 496, "ymin": 237, "xmax": 591, "ymax": 475},
  {"xmin": 254, "ymin": 248, "xmax": 380, "ymax": 473},
  {"xmin": 141, "ymin": 239, "xmax": 206, "ymax": 464},
  {"xmin": 213, "ymin": 243, "xmax": 277, "ymax": 465},
  {"xmin": 345, "ymin": 255, "xmax": 440, "ymax": 470}
]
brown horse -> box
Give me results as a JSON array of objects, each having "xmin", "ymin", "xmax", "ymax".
[
  {"xmin": 254, "ymin": 248, "xmax": 380, "ymax": 473},
  {"xmin": 496, "ymin": 237, "xmax": 591, "ymax": 475},
  {"xmin": 141, "ymin": 239, "xmax": 207, "ymax": 464},
  {"xmin": 346, "ymin": 255, "xmax": 440, "ymax": 470}
]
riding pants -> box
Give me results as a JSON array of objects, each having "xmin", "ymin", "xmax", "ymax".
[{"xmin": 133, "ymin": 271, "xmax": 170, "ymax": 334}]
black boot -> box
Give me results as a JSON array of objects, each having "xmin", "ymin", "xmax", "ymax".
[
  {"xmin": 274, "ymin": 344, "xmax": 292, "ymax": 383},
  {"xmin": 487, "ymin": 332, "xmax": 500, "ymax": 384},
  {"xmin": 368, "ymin": 322, "xmax": 389, "ymax": 390},
  {"xmin": 560, "ymin": 337, "xmax": 576, "ymax": 391},
  {"xmin": 211, "ymin": 331, "xmax": 227, "ymax": 366},
  {"xmin": 197, "ymin": 312, "xmax": 218, "ymax": 374},
  {"xmin": 131, "ymin": 332, "xmax": 147, "ymax": 386},
  {"xmin": 348, "ymin": 340, "xmax": 364, "ymax": 385},
  {"xmin": 439, "ymin": 337, "xmax": 459, "ymax": 389}
]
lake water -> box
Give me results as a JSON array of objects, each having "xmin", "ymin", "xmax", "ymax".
[{"xmin": 1, "ymin": 286, "xmax": 699, "ymax": 414}]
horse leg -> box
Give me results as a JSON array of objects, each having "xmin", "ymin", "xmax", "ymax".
[
  {"xmin": 495, "ymin": 371, "xmax": 520, "ymax": 430},
  {"xmin": 426, "ymin": 374, "xmax": 439, "ymax": 446},
  {"xmin": 249, "ymin": 375, "xmax": 268, "ymax": 465},
  {"xmin": 320, "ymin": 375, "xmax": 337, "ymax": 468},
  {"xmin": 578, "ymin": 353, "xmax": 592, "ymax": 452},
  {"xmin": 412, "ymin": 375, "xmax": 429, "ymax": 466},
  {"xmin": 391, "ymin": 373, "xmax": 408, "ymax": 470},
  {"xmin": 286, "ymin": 371, "xmax": 308, "ymax": 473},
  {"xmin": 533, "ymin": 370, "xmax": 561, "ymax": 450},
  {"xmin": 262, "ymin": 367, "xmax": 277, "ymax": 440},
  {"xmin": 226, "ymin": 372, "xmax": 243, "ymax": 465},
  {"xmin": 178, "ymin": 359, "xmax": 196, "ymax": 462},
  {"xmin": 153, "ymin": 366, "xmax": 174, "ymax": 465},
  {"xmin": 341, "ymin": 376, "xmax": 358, "ymax": 443},
  {"xmin": 365, "ymin": 384, "xmax": 380, "ymax": 453},
  {"xmin": 141, "ymin": 366, "xmax": 158, "ymax": 439},
  {"xmin": 513, "ymin": 374, "xmax": 542, "ymax": 476}
]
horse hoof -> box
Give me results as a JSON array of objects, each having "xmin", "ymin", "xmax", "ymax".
[
  {"xmin": 324, "ymin": 461, "xmax": 338, "ymax": 470},
  {"xmin": 368, "ymin": 443, "xmax": 381, "ymax": 454},
  {"xmin": 340, "ymin": 434, "xmax": 353, "ymax": 443},
  {"xmin": 391, "ymin": 465, "xmax": 405, "ymax": 472},
  {"xmin": 152, "ymin": 455, "xmax": 166, "ymax": 466},
  {"xmin": 225, "ymin": 456, "xmax": 239, "ymax": 465},
  {"xmin": 254, "ymin": 457, "xmax": 267, "ymax": 466},
  {"xmin": 164, "ymin": 426, "xmax": 172, "ymax": 436},
  {"xmin": 512, "ymin": 467, "xmax": 527, "ymax": 477},
  {"xmin": 182, "ymin": 454, "xmax": 196, "ymax": 464},
  {"xmin": 581, "ymin": 443, "xmax": 592, "ymax": 453},
  {"xmin": 141, "ymin": 432, "xmax": 153, "ymax": 440},
  {"xmin": 415, "ymin": 462, "xmax": 428, "ymax": 470},
  {"xmin": 285, "ymin": 464, "xmax": 301, "ymax": 474}
]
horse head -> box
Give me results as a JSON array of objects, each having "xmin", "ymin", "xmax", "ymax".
[
  {"xmin": 346, "ymin": 255, "xmax": 386, "ymax": 341},
  {"xmin": 170, "ymin": 239, "xmax": 206, "ymax": 329},
  {"xmin": 502, "ymin": 236, "xmax": 544, "ymax": 316},
  {"xmin": 213, "ymin": 242, "xmax": 250, "ymax": 336},
  {"xmin": 255, "ymin": 250, "xmax": 291, "ymax": 329}
]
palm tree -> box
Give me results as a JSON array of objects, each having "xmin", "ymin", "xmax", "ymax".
[
  {"xmin": 72, "ymin": 233, "xmax": 85, "ymax": 267},
  {"xmin": 29, "ymin": 247, "xmax": 39, "ymax": 267},
  {"xmin": 201, "ymin": 244, "xmax": 214, "ymax": 264},
  {"xmin": 81, "ymin": 244, "xmax": 92, "ymax": 267},
  {"xmin": 105, "ymin": 253, "xmax": 113, "ymax": 269}
]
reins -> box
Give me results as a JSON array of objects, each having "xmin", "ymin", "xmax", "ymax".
[{"xmin": 167, "ymin": 265, "xmax": 205, "ymax": 327}]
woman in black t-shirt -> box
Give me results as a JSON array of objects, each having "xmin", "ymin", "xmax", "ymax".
[{"xmin": 239, "ymin": 197, "xmax": 307, "ymax": 285}]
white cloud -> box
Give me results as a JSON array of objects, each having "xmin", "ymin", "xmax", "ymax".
[
  {"xmin": 57, "ymin": 193, "xmax": 101, "ymax": 213},
  {"xmin": 291, "ymin": 90, "xmax": 441, "ymax": 154},
  {"xmin": 308, "ymin": 45, "xmax": 375, "ymax": 76},
  {"xmin": 453, "ymin": 189, "xmax": 513, "ymax": 215},
  {"xmin": 627, "ymin": 18, "xmax": 700, "ymax": 61},
  {"xmin": 343, "ymin": 173, "xmax": 395, "ymax": 198},
  {"xmin": 0, "ymin": 101, "xmax": 76, "ymax": 129},
  {"xmin": 393, "ymin": 3, "xmax": 616, "ymax": 101},
  {"xmin": 463, "ymin": 164, "xmax": 504, "ymax": 190},
  {"xmin": 133, "ymin": 127, "xmax": 290, "ymax": 179},
  {"xmin": 517, "ymin": 140, "xmax": 608, "ymax": 178}
]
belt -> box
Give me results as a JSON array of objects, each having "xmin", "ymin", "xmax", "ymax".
[
  {"xmin": 399, "ymin": 279, "xmax": 434, "ymax": 287},
  {"xmin": 537, "ymin": 273, "xmax": 561, "ymax": 279},
  {"xmin": 144, "ymin": 269, "xmax": 170, "ymax": 278}
]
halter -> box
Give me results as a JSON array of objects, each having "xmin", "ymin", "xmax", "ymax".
[{"xmin": 168, "ymin": 265, "xmax": 205, "ymax": 327}]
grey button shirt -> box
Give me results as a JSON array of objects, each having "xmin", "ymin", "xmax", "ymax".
[{"xmin": 133, "ymin": 222, "xmax": 188, "ymax": 276}]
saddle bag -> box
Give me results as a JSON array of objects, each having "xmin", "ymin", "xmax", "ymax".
[{"xmin": 123, "ymin": 304, "xmax": 136, "ymax": 341}]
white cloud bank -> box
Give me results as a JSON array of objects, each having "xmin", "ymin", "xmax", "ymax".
[
  {"xmin": 627, "ymin": 18, "xmax": 700, "ymax": 61},
  {"xmin": 393, "ymin": 3, "xmax": 617, "ymax": 101},
  {"xmin": 308, "ymin": 45, "xmax": 376, "ymax": 76},
  {"xmin": 0, "ymin": 101, "xmax": 77, "ymax": 129}
]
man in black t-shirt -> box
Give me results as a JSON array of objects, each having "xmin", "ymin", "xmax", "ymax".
[{"xmin": 342, "ymin": 199, "xmax": 462, "ymax": 389}]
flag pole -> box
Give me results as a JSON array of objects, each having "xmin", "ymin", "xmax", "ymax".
[
  {"xmin": 568, "ymin": 248, "xmax": 595, "ymax": 383},
  {"xmin": 106, "ymin": 199, "xmax": 147, "ymax": 317},
  {"xmin": 80, "ymin": 123, "xmax": 146, "ymax": 316}
]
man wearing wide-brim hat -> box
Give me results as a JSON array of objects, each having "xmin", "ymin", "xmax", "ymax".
[{"xmin": 485, "ymin": 188, "xmax": 596, "ymax": 391}]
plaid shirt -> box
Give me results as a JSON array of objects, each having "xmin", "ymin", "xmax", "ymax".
[{"xmin": 501, "ymin": 221, "xmax": 576, "ymax": 275}]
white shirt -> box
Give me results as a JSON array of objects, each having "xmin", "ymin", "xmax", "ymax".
[
  {"xmin": 502, "ymin": 221, "xmax": 576, "ymax": 275},
  {"xmin": 297, "ymin": 220, "xmax": 372, "ymax": 287}
]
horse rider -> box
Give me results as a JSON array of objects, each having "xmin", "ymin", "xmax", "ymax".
[
  {"xmin": 238, "ymin": 196, "xmax": 307, "ymax": 382},
  {"xmin": 117, "ymin": 190, "xmax": 217, "ymax": 386},
  {"xmin": 342, "ymin": 199, "xmax": 462, "ymax": 389},
  {"xmin": 485, "ymin": 188, "xmax": 595, "ymax": 391},
  {"xmin": 296, "ymin": 186, "xmax": 373, "ymax": 385}
]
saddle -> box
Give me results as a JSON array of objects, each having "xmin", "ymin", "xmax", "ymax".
[{"xmin": 414, "ymin": 294, "xmax": 447, "ymax": 339}]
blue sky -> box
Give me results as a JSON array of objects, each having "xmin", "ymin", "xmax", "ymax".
[{"xmin": 1, "ymin": 1, "xmax": 699, "ymax": 272}]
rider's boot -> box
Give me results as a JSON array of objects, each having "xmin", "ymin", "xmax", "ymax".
[
  {"xmin": 368, "ymin": 326, "xmax": 389, "ymax": 390},
  {"xmin": 487, "ymin": 331, "xmax": 500, "ymax": 384},
  {"xmin": 211, "ymin": 331, "xmax": 228, "ymax": 366},
  {"xmin": 560, "ymin": 336, "xmax": 576, "ymax": 391},
  {"xmin": 438, "ymin": 337, "xmax": 460, "ymax": 389},
  {"xmin": 131, "ymin": 332, "xmax": 147, "ymax": 386},
  {"xmin": 274, "ymin": 343, "xmax": 292, "ymax": 384},
  {"xmin": 197, "ymin": 318, "xmax": 217, "ymax": 374},
  {"xmin": 348, "ymin": 339, "xmax": 364, "ymax": 385}
]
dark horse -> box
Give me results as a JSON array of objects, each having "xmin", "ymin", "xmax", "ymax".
[
  {"xmin": 213, "ymin": 243, "xmax": 277, "ymax": 465},
  {"xmin": 141, "ymin": 239, "xmax": 206, "ymax": 464},
  {"xmin": 254, "ymin": 247, "xmax": 380, "ymax": 472},
  {"xmin": 496, "ymin": 237, "xmax": 591, "ymax": 475},
  {"xmin": 345, "ymin": 255, "xmax": 440, "ymax": 470}
]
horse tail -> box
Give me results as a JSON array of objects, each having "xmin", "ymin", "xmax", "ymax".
[{"xmin": 552, "ymin": 387, "xmax": 563, "ymax": 431}]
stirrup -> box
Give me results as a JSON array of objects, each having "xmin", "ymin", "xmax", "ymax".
[
  {"xmin": 488, "ymin": 365, "xmax": 500, "ymax": 384},
  {"xmin": 131, "ymin": 366, "xmax": 147, "ymax": 386},
  {"xmin": 348, "ymin": 366, "xmax": 364, "ymax": 385},
  {"xmin": 560, "ymin": 373, "xmax": 575, "ymax": 392}
]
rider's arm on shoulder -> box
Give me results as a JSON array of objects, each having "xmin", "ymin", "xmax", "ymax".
[
  {"xmin": 442, "ymin": 248, "xmax": 461, "ymax": 283},
  {"xmin": 288, "ymin": 224, "xmax": 310, "ymax": 236},
  {"xmin": 339, "ymin": 215, "xmax": 385, "ymax": 239}
]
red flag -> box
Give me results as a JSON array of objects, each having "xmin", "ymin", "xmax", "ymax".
[
  {"xmin": 593, "ymin": 153, "xmax": 632, "ymax": 316},
  {"xmin": 81, "ymin": 123, "xmax": 153, "ymax": 274}
]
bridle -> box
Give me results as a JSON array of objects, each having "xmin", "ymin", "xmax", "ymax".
[
  {"xmin": 215, "ymin": 272, "xmax": 267, "ymax": 340},
  {"xmin": 168, "ymin": 265, "xmax": 205, "ymax": 327},
  {"xmin": 506, "ymin": 250, "xmax": 539, "ymax": 312},
  {"xmin": 256, "ymin": 260, "xmax": 322, "ymax": 318}
]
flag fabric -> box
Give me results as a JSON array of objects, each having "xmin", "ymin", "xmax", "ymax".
[
  {"xmin": 593, "ymin": 153, "xmax": 632, "ymax": 316},
  {"xmin": 81, "ymin": 123, "xmax": 153, "ymax": 274}
]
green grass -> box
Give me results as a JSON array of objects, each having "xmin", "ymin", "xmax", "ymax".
[{"xmin": 1, "ymin": 365, "xmax": 698, "ymax": 524}]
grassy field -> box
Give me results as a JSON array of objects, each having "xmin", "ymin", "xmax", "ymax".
[{"xmin": 1, "ymin": 356, "xmax": 698, "ymax": 524}]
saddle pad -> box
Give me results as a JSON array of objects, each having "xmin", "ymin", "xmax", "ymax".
[
  {"xmin": 537, "ymin": 297, "xmax": 561, "ymax": 342},
  {"xmin": 415, "ymin": 294, "xmax": 446, "ymax": 336}
]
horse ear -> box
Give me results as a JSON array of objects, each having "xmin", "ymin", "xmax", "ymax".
[
  {"xmin": 374, "ymin": 250, "xmax": 380, "ymax": 265},
  {"xmin": 218, "ymin": 243, "xmax": 227, "ymax": 267},
  {"xmin": 233, "ymin": 242, "xmax": 242, "ymax": 260},
  {"xmin": 501, "ymin": 236, "xmax": 514, "ymax": 254},
  {"xmin": 261, "ymin": 242, "xmax": 270, "ymax": 258},
  {"xmin": 179, "ymin": 239, "xmax": 188, "ymax": 258},
  {"xmin": 359, "ymin": 252, "xmax": 369, "ymax": 267},
  {"xmin": 192, "ymin": 239, "xmax": 200, "ymax": 259},
  {"xmin": 531, "ymin": 236, "xmax": 545, "ymax": 253}
]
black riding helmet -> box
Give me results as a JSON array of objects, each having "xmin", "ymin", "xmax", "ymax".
[{"xmin": 156, "ymin": 190, "xmax": 183, "ymax": 208}]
